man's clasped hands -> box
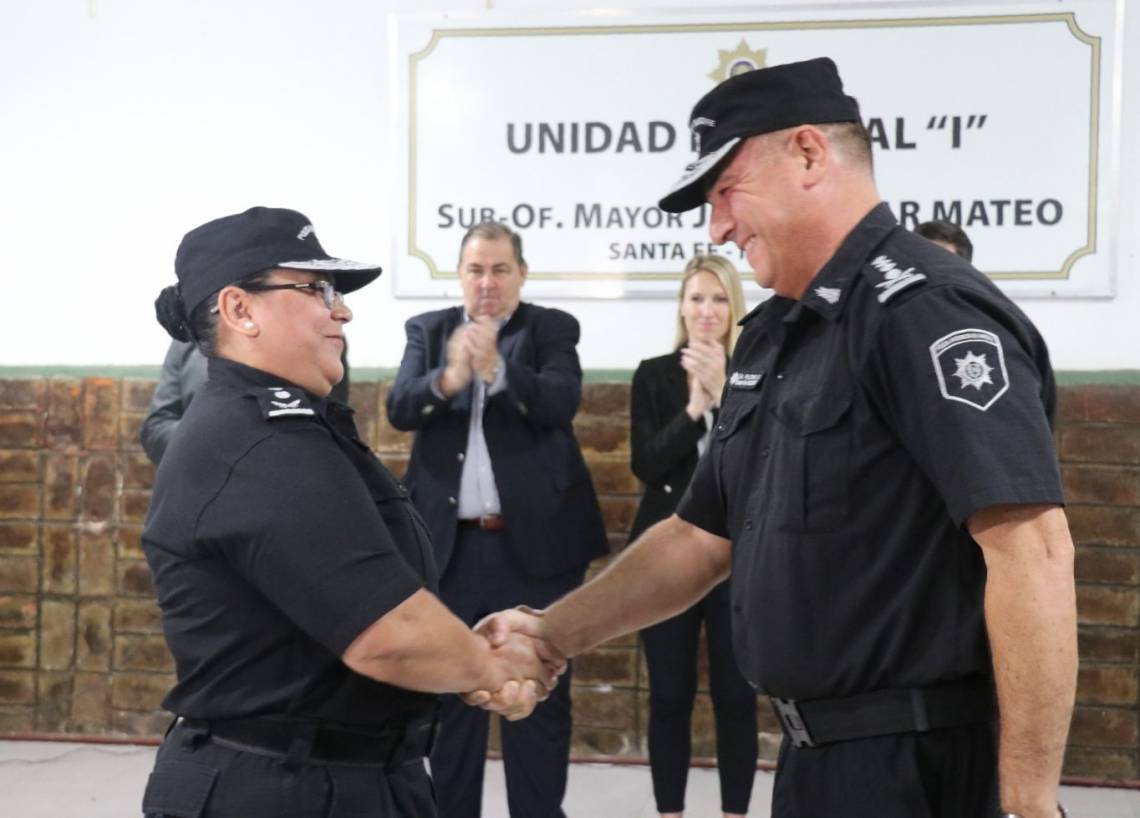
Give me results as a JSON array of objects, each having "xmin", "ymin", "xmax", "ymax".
[{"xmin": 467, "ymin": 608, "xmax": 563, "ymax": 721}]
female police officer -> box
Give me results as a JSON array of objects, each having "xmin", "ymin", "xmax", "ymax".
[{"xmin": 141, "ymin": 206, "xmax": 555, "ymax": 818}]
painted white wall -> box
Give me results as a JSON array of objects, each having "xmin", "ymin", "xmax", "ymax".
[{"xmin": 1, "ymin": 0, "xmax": 1135, "ymax": 370}]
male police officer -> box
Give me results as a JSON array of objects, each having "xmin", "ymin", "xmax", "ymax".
[{"xmin": 475, "ymin": 58, "xmax": 1076, "ymax": 818}]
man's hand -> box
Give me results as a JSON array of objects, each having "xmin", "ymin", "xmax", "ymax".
[
  {"xmin": 680, "ymin": 339, "xmax": 727, "ymax": 406},
  {"xmin": 464, "ymin": 316, "xmax": 500, "ymax": 383},
  {"xmin": 438, "ymin": 325, "xmax": 473, "ymax": 397},
  {"xmin": 461, "ymin": 608, "xmax": 567, "ymax": 720}
]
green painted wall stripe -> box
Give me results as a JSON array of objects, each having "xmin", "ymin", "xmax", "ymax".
[{"xmin": 1, "ymin": 366, "xmax": 1139, "ymax": 385}]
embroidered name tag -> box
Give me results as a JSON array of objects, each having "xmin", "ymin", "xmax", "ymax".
[{"xmin": 728, "ymin": 371, "xmax": 764, "ymax": 390}]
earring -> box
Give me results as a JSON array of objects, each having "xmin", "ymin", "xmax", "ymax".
[{"xmin": 243, "ymin": 321, "xmax": 256, "ymax": 330}]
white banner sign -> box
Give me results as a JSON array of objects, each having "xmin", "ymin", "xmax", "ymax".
[{"xmin": 391, "ymin": 2, "xmax": 1120, "ymax": 298}]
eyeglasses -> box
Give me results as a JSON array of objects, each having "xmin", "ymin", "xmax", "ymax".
[{"xmin": 210, "ymin": 280, "xmax": 345, "ymax": 313}]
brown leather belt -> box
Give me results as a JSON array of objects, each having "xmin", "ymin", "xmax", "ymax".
[{"xmin": 458, "ymin": 515, "xmax": 506, "ymax": 531}]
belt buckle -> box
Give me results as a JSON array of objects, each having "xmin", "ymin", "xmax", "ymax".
[{"xmin": 771, "ymin": 697, "xmax": 815, "ymax": 748}]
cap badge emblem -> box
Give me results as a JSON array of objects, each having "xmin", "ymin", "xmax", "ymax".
[{"xmin": 689, "ymin": 117, "xmax": 716, "ymax": 154}]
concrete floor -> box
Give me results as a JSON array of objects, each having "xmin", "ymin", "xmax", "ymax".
[{"xmin": 1, "ymin": 740, "xmax": 1138, "ymax": 817}]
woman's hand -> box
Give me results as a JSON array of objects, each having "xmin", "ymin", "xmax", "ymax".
[
  {"xmin": 684, "ymin": 372, "xmax": 715, "ymax": 420},
  {"xmin": 681, "ymin": 339, "xmax": 727, "ymax": 410}
]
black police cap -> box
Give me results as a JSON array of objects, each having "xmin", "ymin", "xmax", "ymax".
[
  {"xmin": 658, "ymin": 57, "xmax": 861, "ymax": 213},
  {"xmin": 171, "ymin": 206, "xmax": 382, "ymax": 318}
]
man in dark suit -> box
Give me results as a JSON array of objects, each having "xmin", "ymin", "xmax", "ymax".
[{"xmin": 386, "ymin": 221, "xmax": 608, "ymax": 818}]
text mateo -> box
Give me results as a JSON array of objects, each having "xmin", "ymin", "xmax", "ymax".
[{"xmin": 507, "ymin": 121, "xmax": 677, "ymax": 154}]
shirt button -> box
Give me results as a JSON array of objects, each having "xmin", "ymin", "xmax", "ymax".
[
  {"xmin": 761, "ymin": 448, "xmax": 770, "ymax": 457},
  {"xmin": 744, "ymin": 519, "xmax": 753, "ymax": 530},
  {"xmin": 457, "ymin": 452, "xmax": 465, "ymax": 462},
  {"xmin": 448, "ymin": 496, "xmax": 457, "ymax": 506},
  {"xmin": 663, "ymin": 484, "xmax": 672, "ymax": 494},
  {"xmin": 421, "ymin": 404, "xmax": 435, "ymax": 415},
  {"xmin": 776, "ymin": 373, "xmax": 784, "ymax": 380},
  {"xmin": 716, "ymin": 424, "xmax": 726, "ymax": 432}
]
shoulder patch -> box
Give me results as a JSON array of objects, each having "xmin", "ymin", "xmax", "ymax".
[
  {"xmin": 253, "ymin": 386, "xmax": 316, "ymax": 420},
  {"xmin": 929, "ymin": 329, "xmax": 1010, "ymax": 411},
  {"xmin": 865, "ymin": 254, "xmax": 927, "ymax": 303}
]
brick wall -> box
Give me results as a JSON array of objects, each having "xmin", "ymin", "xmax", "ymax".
[{"xmin": 0, "ymin": 377, "xmax": 1137, "ymax": 781}]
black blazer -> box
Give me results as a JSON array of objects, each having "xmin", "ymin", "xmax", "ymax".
[
  {"xmin": 628, "ymin": 351, "xmax": 711, "ymax": 542},
  {"xmin": 386, "ymin": 303, "xmax": 608, "ymax": 579}
]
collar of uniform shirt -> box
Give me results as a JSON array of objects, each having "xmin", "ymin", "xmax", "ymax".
[{"xmin": 796, "ymin": 202, "xmax": 896, "ymax": 323}]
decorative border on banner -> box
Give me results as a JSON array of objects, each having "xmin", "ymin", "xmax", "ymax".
[{"xmin": 405, "ymin": 12, "xmax": 1102, "ymax": 282}]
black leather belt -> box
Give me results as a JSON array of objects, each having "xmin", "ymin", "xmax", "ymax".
[
  {"xmin": 178, "ymin": 713, "xmax": 437, "ymax": 768},
  {"xmin": 770, "ymin": 678, "xmax": 995, "ymax": 748}
]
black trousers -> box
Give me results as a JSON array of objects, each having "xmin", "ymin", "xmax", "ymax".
[
  {"xmin": 640, "ymin": 580, "xmax": 758, "ymax": 814},
  {"xmin": 143, "ymin": 719, "xmax": 435, "ymax": 818},
  {"xmin": 770, "ymin": 722, "xmax": 999, "ymax": 817},
  {"xmin": 430, "ymin": 526, "xmax": 585, "ymax": 818}
]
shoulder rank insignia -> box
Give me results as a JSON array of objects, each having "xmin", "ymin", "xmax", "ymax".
[
  {"xmin": 868, "ymin": 254, "xmax": 926, "ymax": 303},
  {"xmin": 255, "ymin": 386, "xmax": 316, "ymax": 419}
]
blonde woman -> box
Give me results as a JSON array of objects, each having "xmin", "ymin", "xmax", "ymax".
[{"xmin": 628, "ymin": 255, "xmax": 757, "ymax": 818}]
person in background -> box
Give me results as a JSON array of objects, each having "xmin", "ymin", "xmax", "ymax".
[
  {"xmin": 141, "ymin": 338, "xmax": 350, "ymax": 465},
  {"xmin": 915, "ymin": 219, "xmax": 973, "ymax": 261},
  {"xmin": 629, "ymin": 254, "xmax": 757, "ymax": 818},
  {"xmin": 386, "ymin": 221, "xmax": 608, "ymax": 818},
  {"xmin": 140, "ymin": 206, "xmax": 555, "ymax": 818}
]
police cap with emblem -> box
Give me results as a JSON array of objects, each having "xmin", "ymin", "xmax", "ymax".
[
  {"xmin": 658, "ymin": 57, "xmax": 861, "ymax": 214},
  {"xmin": 155, "ymin": 206, "xmax": 382, "ymax": 342}
]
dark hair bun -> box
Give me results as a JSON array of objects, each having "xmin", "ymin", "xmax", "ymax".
[{"xmin": 154, "ymin": 285, "xmax": 193, "ymax": 342}]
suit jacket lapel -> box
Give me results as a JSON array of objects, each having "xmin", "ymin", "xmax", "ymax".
[
  {"xmin": 666, "ymin": 349, "xmax": 687, "ymax": 415},
  {"xmin": 496, "ymin": 302, "xmax": 528, "ymax": 363}
]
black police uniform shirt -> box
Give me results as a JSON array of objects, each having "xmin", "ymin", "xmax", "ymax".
[
  {"xmin": 142, "ymin": 357, "xmax": 438, "ymax": 726},
  {"xmin": 677, "ymin": 203, "xmax": 1063, "ymax": 701}
]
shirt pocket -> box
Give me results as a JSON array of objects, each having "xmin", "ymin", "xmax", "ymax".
[
  {"xmin": 714, "ymin": 390, "xmax": 763, "ymax": 443},
  {"xmin": 774, "ymin": 390, "xmax": 853, "ymax": 531}
]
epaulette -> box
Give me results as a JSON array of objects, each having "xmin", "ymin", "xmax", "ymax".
[
  {"xmin": 252, "ymin": 385, "xmax": 317, "ymax": 420},
  {"xmin": 859, "ymin": 251, "xmax": 928, "ymax": 305}
]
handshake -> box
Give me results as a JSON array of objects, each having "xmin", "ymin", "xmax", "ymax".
[{"xmin": 465, "ymin": 607, "xmax": 564, "ymax": 722}]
